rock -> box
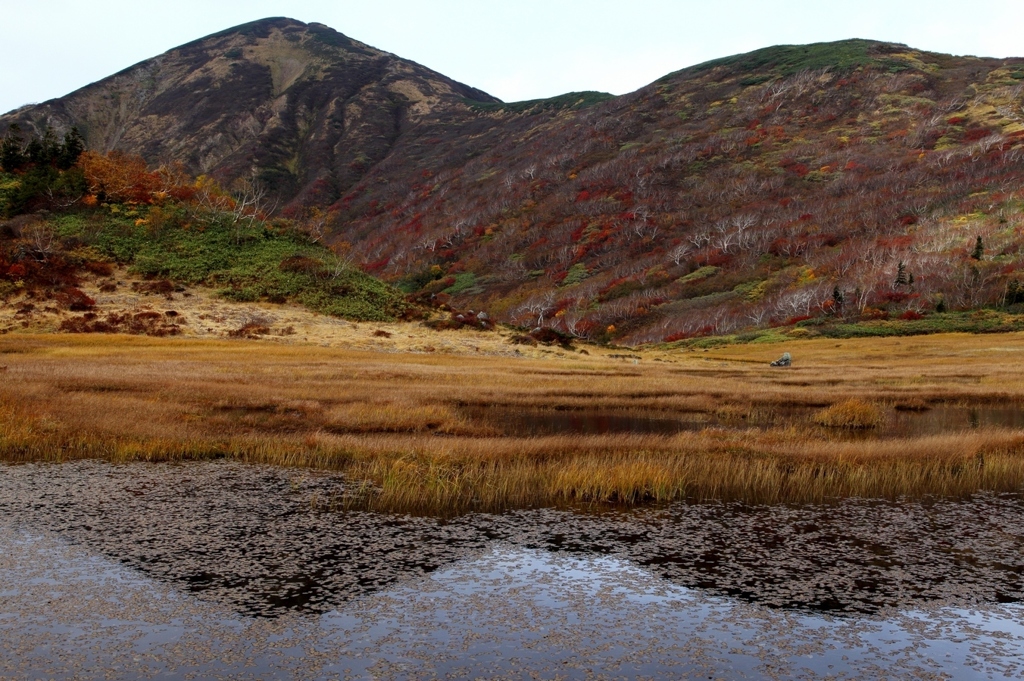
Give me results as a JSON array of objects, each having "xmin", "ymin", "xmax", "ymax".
[{"xmin": 770, "ymin": 352, "xmax": 792, "ymax": 367}]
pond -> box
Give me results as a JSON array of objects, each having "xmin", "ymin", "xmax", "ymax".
[
  {"xmin": 463, "ymin": 403, "xmax": 1024, "ymax": 438},
  {"xmin": 2, "ymin": 461, "xmax": 1024, "ymax": 679}
]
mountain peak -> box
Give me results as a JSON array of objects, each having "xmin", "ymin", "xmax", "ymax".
[
  {"xmin": 202, "ymin": 16, "xmax": 308, "ymax": 39},
  {"xmin": 0, "ymin": 18, "xmax": 499, "ymax": 210}
]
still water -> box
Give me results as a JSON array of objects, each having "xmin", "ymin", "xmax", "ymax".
[
  {"xmin": 463, "ymin": 403, "xmax": 1024, "ymax": 438},
  {"xmin": 2, "ymin": 460, "xmax": 1023, "ymax": 679}
]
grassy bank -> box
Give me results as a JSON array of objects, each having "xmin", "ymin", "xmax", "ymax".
[
  {"xmin": 3, "ymin": 333, "xmax": 1024, "ymax": 513},
  {"xmin": 46, "ymin": 208, "xmax": 407, "ymax": 321}
]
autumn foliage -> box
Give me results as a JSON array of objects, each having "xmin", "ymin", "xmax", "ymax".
[{"xmin": 312, "ymin": 41, "xmax": 1024, "ymax": 343}]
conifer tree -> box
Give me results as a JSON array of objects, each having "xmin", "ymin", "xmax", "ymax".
[
  {"xmin": 894, "ymin": 261, "xmax": 908, "ymax": 288},
  {"xmin": 0, "ymin": 124, "xmax": 25, "ymax": 172},
  {"xmin": 831, "ymin": 286, "xmax": 844, "ymax": 313},
  {"xmin": 971, "ymin": 236, "xmax": 984, "ymax": 260}
]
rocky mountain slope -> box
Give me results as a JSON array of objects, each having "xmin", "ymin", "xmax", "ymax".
[{"xmin": 6, "ymin": 23, "xmax": 1024, "ymax": 344}]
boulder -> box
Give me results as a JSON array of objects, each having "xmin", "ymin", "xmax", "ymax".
[{"xmin": 770, "ymin": 352, "xmax": 792, "ymax": 367}]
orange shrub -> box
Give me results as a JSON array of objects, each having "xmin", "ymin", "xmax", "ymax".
[{"xmin": 80, "ymin": 151, "xmax": 160, "ymax": 203}]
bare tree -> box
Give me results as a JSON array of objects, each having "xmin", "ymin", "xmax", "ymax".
[
  {"xmin": 668, "ymin": 243, "xmax": 693, "ymax": 266},
  {"xmin": 230, "ymin": 173, "xmax": 273, "ymax": 230},
  {"xmin": 300, "ymin": 207, "xmax": 332, "ymax": 244},
  {"xmin": 24, "ymin": 223, "xmax": 55, "ymax": 260}
]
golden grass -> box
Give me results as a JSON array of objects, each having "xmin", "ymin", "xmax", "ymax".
[
  {"xmin": 812, "ymin": 399, "xmax": 885, "ymax": 429},
  {"xmin": 3, "ymin": 332, "xmax": 1024, "ymax": 513}
]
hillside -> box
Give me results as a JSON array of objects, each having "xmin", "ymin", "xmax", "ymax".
[
  {"xmin": 6, "ymin": 26, "xmax": 1024, "ymax": 345},
  {"xmin": 329, "ymin": 40, "xmax": 1024, "ymax": 344}
]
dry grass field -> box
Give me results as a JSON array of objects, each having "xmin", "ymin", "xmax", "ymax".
[{"xmin": 3, "ymin": 329, "xmax": 1024, "ymax": 513}]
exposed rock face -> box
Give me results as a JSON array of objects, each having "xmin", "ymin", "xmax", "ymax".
[{"xmin": 0, "ymin": 17, "xmax": 499, "ymax": 211}]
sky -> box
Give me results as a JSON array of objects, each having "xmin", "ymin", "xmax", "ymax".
[{"xmin": 1, "ymin": 0, "xmax": 1021, "ymax": 114}]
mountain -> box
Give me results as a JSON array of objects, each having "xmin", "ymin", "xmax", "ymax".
[
  {"xmin": 0, "ymin": 18, "xmax": 499, "ymax": 212},
  {"xmin": 6, "ymin": 25, "xmax": 1024, "ymax": 345}
]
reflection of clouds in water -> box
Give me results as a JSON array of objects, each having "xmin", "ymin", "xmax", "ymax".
[
  {"xmin": 1, "ymin": 461, "xmax": 1023, "ymax": 618},
  {"xmin": 350, "ymin": 547, "xmax": 1024, "ymax": 680},
  {"xmin": 3, "ymin": 531, "xmax": 1024, "ymax": 680}
]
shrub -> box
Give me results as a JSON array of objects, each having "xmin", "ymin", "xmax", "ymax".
[
  {"xmin": 56, "ymin": 287, "xmax": 95, "ymax": 311},
  {"xmin": 562, "ymin": 263, "xmax": 589, "ymax": 286},
  {"xmin": 530, "ymin": 327, "xmax": 573, "ymax": 347}
]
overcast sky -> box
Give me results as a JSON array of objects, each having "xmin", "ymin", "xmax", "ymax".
[{"xmin": 1, "ymin": 0, "xmax": 1021, "ymax": 114}]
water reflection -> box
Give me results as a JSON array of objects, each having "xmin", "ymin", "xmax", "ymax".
[
  {"xmin": 464, "ymin": 403, "xmax": 1024, "ymax": 438},
  {"xmin": 3, "ymin": 529, "xmax": 1023, "ymax": 680},
  {"xmin": 1, "ymin": 461, "xmax": 1022, "ymax": 619}
]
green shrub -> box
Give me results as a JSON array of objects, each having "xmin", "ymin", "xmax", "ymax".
[
  {"xmin": 443, "ymin": 272, "xmax": 479, "ymax": 295},
  {"xmin": 562, "ymin": 263, "xmax": 589, "ymax": 286}
]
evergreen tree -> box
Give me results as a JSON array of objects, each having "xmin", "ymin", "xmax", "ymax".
[
  {"xmin": 971, "ymin": 236, "xmax": 984, "ymax": 260},
  {"xmin": 0, "ymin": 124, "xmax": 25, "ymax": 172},
  {"xmin": 57, "ymin": 127, "xmax": 85, "ymax": 170},
  {"xmin": 894, "ymin": 261, "xmax": 908, "ymax": 287},
  {"xmin": 1006, "ymin": 281, "xmax": 1024, "ymax": 307},
  {"xmin": 831, "ymin": 286, "xmax": 844, "ymax": 314}
]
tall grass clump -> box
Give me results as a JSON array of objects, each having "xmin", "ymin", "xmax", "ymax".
[{"xmin": 813, "ymin": 399, "xmax": 885, "ymax": 429}]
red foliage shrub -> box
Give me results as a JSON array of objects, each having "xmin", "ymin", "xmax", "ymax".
[
  {"xmin": 899, "ymin": 310, "xmax": 925, "ymax": 320},
  {"xmin": 83, "ymin": 261, "xmax": 114, "ymax": 276},
  {"xmin": 881, "ymin": 291, "xmax": 914, "ymax": 304},
  {"xmin": 363, "ymin": 257, "xmax": 390, "ymax": 273},
  {"xmin": 963, "ymin": 128, "xmax": 994, "ymax": 142},
  {"xmin": 695, "ymin": 249, "xmax": 732, "ymax": 267},
  {"xmin": 56, "ymin": 287, "xmax": 95, "ymax": 311}
]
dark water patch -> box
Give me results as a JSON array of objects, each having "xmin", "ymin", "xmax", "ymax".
[
  {"xmin": 889, "ymin": 405, "xmax": 1024, "ymax": 435},
  {"xmin": 2, "ymin": 461, "xmax": 1024, "ymax": 620},
  {"xmin": 462, "ymin": 406, "xmax": 698, "ymax": 436},
  {"xmin": 56, "ymin": 381, "xmax": 151, "ymax": 394},
  {"xmin": 463, "ymin": 403, "xmax": 1024, "ymax": 438}
]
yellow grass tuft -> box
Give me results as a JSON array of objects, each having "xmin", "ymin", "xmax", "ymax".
[{"xmin": 813, "ymin": 399, "xmax": 885, "ymax": 429}]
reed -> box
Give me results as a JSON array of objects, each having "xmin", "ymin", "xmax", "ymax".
[{"xmin": 3, "ymin": 332, "xmax": 1024, "ymax": 514}]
